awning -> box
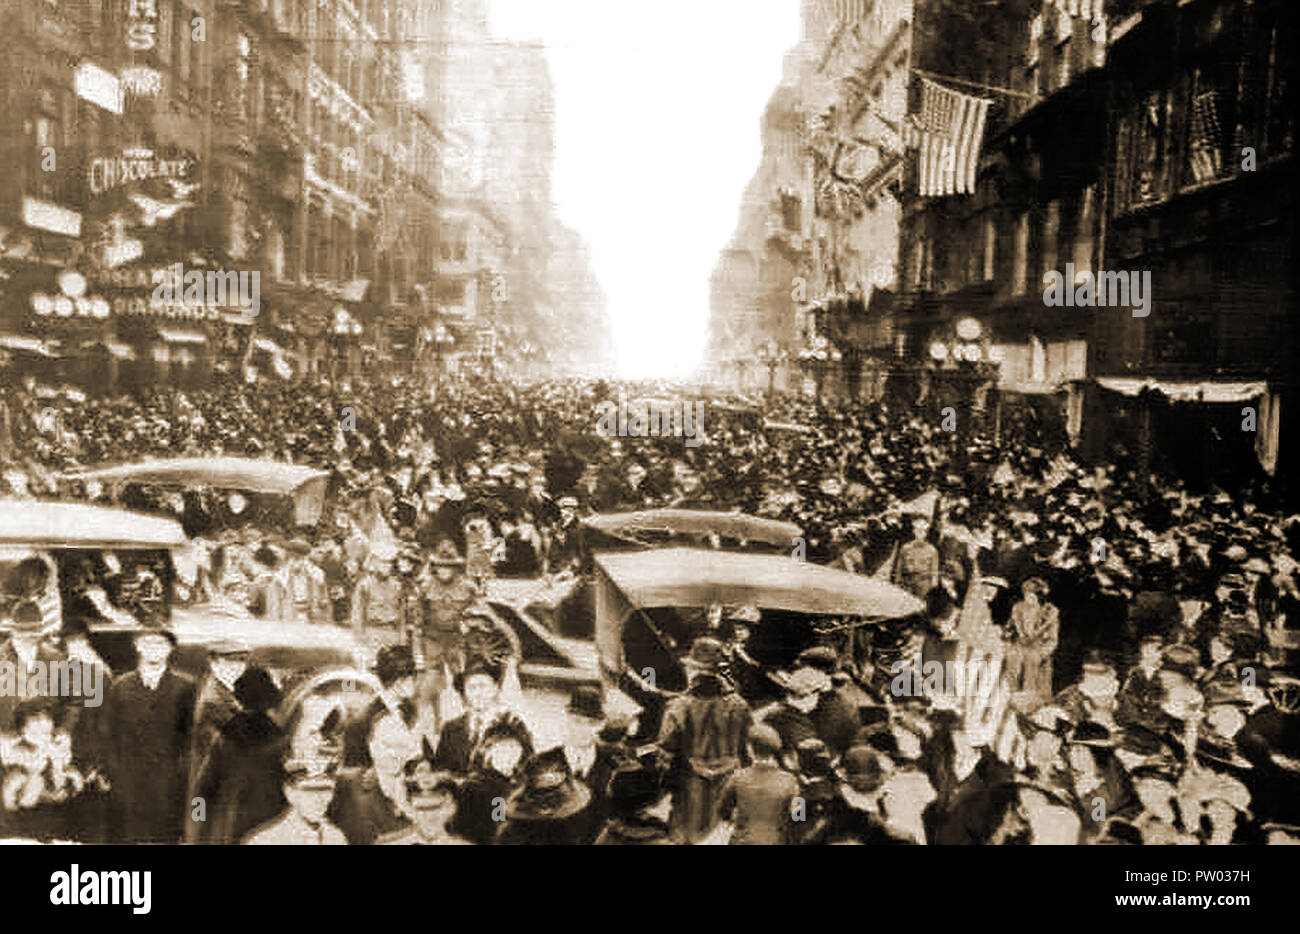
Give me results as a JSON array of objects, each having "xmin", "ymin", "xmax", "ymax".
[
  {"xmin": 0, "ymin": 334, "xmax": 59, "ymax": 357},
  {"xmin": 1097, "ymin": 378, "xmax": 1267, "ymax": 404},
  {"xmin": 999, "ymin": 380, "xmax": 1066, "ymax": 395},
  {"xmin": 82, "ymin": 339, "xmax": 136, "ymax": 360},
  {"xmin": 157, "ymin": 328, "xmax": 206, "ymax": 344}
]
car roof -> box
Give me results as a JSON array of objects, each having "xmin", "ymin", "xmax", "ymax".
[
  {"xmin": 65, "ymin": 457, "xmax": 329, "ymax": 495},
  {"xmin": 167, "ymin": 606, "xmax": 365, "ymax": 655},
  {"xmin": 0, "ymin": 500, "xmax": 187, "ymax": 550},
  {"xmin": 594, "ymin": 548, "xmax": 923, "ymax": 619},
  {"xmin": 581, "ymin": 510, "xmax": 802, "ymax": 548}
]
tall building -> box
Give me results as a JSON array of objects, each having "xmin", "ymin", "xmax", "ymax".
[{"xmin": 709, "ymin": 0, "xmax": 912, "ymax": 399}]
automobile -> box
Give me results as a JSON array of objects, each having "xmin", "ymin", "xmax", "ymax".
[
  {"xmin": 480, "ymin": 593, "xmax": 600, "ymax": 691},
  {"xmin": 580, "ymin": 508, "xmax": 802, "ymax": 556},
  {"xmin": 0, "ymin": 499, "xmax": 188, "ymax": 635},
  {"xmin": 591, "ymin": 547, "xmax": 925, "ymax": 736},
  {"xmin": 63, "ymin": 456, "xmax": 332, "ymax": 526}
]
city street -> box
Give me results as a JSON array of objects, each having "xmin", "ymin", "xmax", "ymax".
[{"xmin": 0, "ymin": 0, "xmax": 1295, "ymax": 859}]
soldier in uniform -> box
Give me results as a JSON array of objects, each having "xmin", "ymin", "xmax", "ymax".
[{"xmin": 893, "ymin": 516, "xmax": 940, "ymax": 601}]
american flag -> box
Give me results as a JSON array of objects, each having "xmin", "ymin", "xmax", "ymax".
[
  {"xmin": 1050, "ymin": 0, "xmax": 1106, "ymax": 18},
  {"xmin": 1187, "ymin": 89, "xmax": 1223, "ymax": 184},
  {"xmin": 819, "ymin": 0, "xmax": 873, "ymax": 25},
  {"xmin": 904, "ymin": 78, "xmax": 991, "ymax": 197}
]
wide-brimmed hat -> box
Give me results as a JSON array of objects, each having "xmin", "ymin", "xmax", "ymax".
[
  {"xmin": 771, "ymin": 666, "xmax": 833, "ymax": 697},
  {"xmin": 372, "ymin": 644, "xmax": 416, "ymax": 687},
  {"xmin": 506, "ymin": 747, "xmax": 592, "ymax": 821},
  {"xmin": 794, "ymin": 645, "xmax": 838, "ymax": 673}
]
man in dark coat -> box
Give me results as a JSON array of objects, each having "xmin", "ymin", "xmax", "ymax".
[{"xmin": 103, "ymin": 629, "xmax": 196, "ymax": 843}]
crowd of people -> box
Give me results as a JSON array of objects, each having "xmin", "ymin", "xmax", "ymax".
[{"xmin": 0, "ymin": 368, "xmax": 1296, "ymax": 844}]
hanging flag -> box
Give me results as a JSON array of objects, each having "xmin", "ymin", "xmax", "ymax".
[
  {"xmin": 1187, "ymin": 88, "xmax": 1224, "ymax": 183},
  {"xmin": 820, "ymin": 0, "xmax": 872, "ymax": 24},
  {"xmin": 1053, "ymin": 0, "xmax": 1106, "ymax": 20},
  {"xmin": 904, "ymin": 78, "xmax": 991, "ymax": 197}
]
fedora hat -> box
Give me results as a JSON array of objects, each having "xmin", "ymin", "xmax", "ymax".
[{"xmin": 505, "ymin": 747, "xmax": 591, "ymax": 821}]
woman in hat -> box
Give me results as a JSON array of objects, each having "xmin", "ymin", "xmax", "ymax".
[
  {"xmin": 376, "ymin": 746, "xmax": 471, "ymax": 845},
  {"xmin": 495, "ymin": 747, "xmax": 593, "ymax": 845},
  {"xmin": 434, "ymin": 659, "xmax": 533, "ymax": 776},
  {"xmin": 453, "ymin": 726, "xmax": 530, "ymax": 844},
  {"xmin": 188, "ymin": 667, "xmax": 287, "ymax": 845},
  {"xmin": 594, "ymin": 764, "xmax": 679, "ymax": 845}
]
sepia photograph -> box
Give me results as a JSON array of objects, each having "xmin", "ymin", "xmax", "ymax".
[{"xmin": 0, "ymin": 0, "xmax": 1295, "ymax": 895}]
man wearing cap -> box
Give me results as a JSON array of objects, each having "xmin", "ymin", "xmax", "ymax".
[
  {"xmin": 102, "ymin": 628, "xmax": 196, "ymax": 843},
  {"xmin": 243, "ymin": 758, "xmax": 346, "ymax": 845},
  {"xmin": 546, "ymin": 496, "xmax": 582, "ymax": 573},
  {"xmin": 420, "ymin": 539, "xmax": 477, "ymax": 671},
  {"xmin": 350, "ymin": 552, "xmax": 403, "ymax": 634},
  {"xmin": 655, "ymin": 637, "xmax": 752, "ymax": 844}
]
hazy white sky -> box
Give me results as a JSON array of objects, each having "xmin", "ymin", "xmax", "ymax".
[{"xmin": 489, "ymin": 0, "xmax": 800, "ymax": 378}]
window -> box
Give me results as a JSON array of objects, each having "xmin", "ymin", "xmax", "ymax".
[
  {"xmin": 982, "ymin": 212, "xmax": 996, "ymax": 282},
  {"xmin": 1132, "ymin": 89, "xmax": 1168, "ymax": 205},
  {"xmin": 1012, "ymin": 210, "xmax": 1028, "ymax": 296}
]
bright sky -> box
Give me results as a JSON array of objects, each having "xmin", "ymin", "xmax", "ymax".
[{"xmin": 490, "ymin": 0, "xmax": 801, "ymax": 379}]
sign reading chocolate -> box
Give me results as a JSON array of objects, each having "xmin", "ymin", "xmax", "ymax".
[{"xmin": 88, "ymin": 148, "xmax": 194, "ymax": 197}]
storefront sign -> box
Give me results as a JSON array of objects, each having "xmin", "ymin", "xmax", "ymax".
[{"xmin": 88, "ymin": 149, "xmax": 194, "ymax": 197}]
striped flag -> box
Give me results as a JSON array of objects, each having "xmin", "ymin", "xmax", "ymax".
[
  {"xmin": 1051, "ymin": 0, "xmax": 1106, "ymax": 18},
  {"xmin": 819, "ymin": 0, "xmax": 873, "ymax": 24},
  {"xmin": 1187, "ymin": 89, "xmax": 1224, "ymax": 183},
  {"xmin": 904, "ymin": 78, "xmax": 991, "ymax": 197}
]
